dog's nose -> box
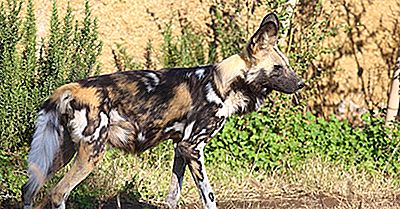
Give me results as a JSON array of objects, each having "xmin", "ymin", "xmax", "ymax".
[{"xmin": 297, "ymin": 80, "xmax": 305, "ymax": 89}]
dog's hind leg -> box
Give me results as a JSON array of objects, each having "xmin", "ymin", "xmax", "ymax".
[
  {"xmin": 28, "ymin": 138, "xmax": 77, "ymax": 209},
  {"xmin": 49, "ymin": 140, "xmax": 106, "ymax": 209},
  {"xmin": 166, "ymin": 145, "xmax": 187, "ymax": 208}
]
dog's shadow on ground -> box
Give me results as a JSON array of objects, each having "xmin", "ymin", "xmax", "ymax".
[
  {"xmin": 66, "ymin": 180, "xmax": 163, "ymax": 209},
  {"xmin": 99, "ymin": 195, "xmax": 162, "ymax": 209},
  {"xmin": 3, "ymin": 195, "xmax": 162, "ymax": 209}
]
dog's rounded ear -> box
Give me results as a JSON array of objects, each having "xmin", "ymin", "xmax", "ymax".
[
  {"xmin": 242, "ymin": 13, "xmax": 280, "ymax": 62},
  {"xmin": 259, "ymin": 13, "xmax": 280, "ymax": 38}
]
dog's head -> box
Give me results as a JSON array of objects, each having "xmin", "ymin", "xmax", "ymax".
[{"xmin": 240, "ymin": 13, "xmax": 304, "ymax": 94}]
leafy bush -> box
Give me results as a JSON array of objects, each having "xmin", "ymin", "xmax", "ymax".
[
  {"xmin": 207, "ymin": 106, "xmax": 400, "ymax": 175},
  {"xmin": 161, "ymin": 21, "xmax": 207, "ymax": 68},
  {"xmin": 0, "ymin": 0, "xmax": 102, "ymax": 206},
  {"xmin": 113, "ymin": 43, "xmax": 144, "ymax": 71}
]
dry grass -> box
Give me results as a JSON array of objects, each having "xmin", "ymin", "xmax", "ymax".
[
  {"xmin": 67, "ymin": 145, "xmax": 400, "ymax": 209},
  {"xmin": 185, "ymin": 159, "xmax": 400, "ymax": 209}
]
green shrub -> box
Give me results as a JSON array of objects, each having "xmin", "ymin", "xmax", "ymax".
[
  {"xmin": 161, "ymin": 21, "xmax": 207, "ymax": 68},
  {"xmin": 113, "ymin": 43, "xmax": 143, "ymax": 71},
  {"xmin": 207, "ymin": 107, "xmax": 400, "ymax": 175},
  {"xmin": 0, "ymin": 0, "xmax": 102, "ymax": 206}
]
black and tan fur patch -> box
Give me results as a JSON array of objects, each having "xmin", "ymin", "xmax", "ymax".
[{"xmin": 23, "ymin": 12, "xmax": 305, "ymax": 209}]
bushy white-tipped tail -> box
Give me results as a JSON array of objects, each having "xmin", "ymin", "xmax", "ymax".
[{"xmin": 23, "ymin": 109, "xmax": 61, "ymax": 203}]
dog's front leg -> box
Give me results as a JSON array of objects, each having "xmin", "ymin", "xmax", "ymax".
[
  {"xmin": 166, "ymin": 145, "xmax": 187, "ymax": 208},
  {"xmin": 183, "ymin": 141, "xmax": 217, "ymax": 209}
]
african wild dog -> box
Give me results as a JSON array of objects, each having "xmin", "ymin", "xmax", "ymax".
[{"xmin": 22, "ymin": 13, "xmax": 304, "ymax": 209}]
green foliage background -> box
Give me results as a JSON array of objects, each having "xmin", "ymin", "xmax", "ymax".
[
  {"xmin": 0, "ymin": 0, "xmax": 102, "ymax": 206},
  {"xmin": 0, "ymin": 0, "xmax": 399, "ymax": 208}
]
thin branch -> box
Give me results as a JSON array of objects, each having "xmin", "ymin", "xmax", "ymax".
[{"xmin": 385, "ymin": 46, "xmax": 400, "ymax": 126}]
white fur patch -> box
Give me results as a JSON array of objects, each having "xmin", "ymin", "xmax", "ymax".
[
  {"xmin": 216, "ymin": 91, "xmax": 248, "ymax": 118},
  {"xmin": 255, "ymin": 97, "xmax": 264, "ymax": 110},
  {"xmin": 109, "ymin": 109, "xmax": 129, "ymax": 144},
  {"xmin": 192, "ymin": 128, "xmax": 208, "ymax": 141},
  {"xmin": 195, "ymin": 69, "xmax": 205, "ymax": 79},
  {"xmin": 147, "ymin": 72, "xmax": 160, "ymax": 84},
  {"xmin": 137, "ymin": 131, "xmax": 146, "ymax": 142},
  {"xmin": 165, "ymin": 121, "xmax": 185, "ymax": 133},
  {"xmin": 110, "ymin": 126, "xmax": 129, "ymax": 144},
  {"xmin": 92, "ymin": 112, "xmax": 108, "ymax": 141},
  {"xmin": 57, "ymin": 90, "xmax": 73, "ymax": 113},
  {"xmin": 211, "ymin": 119, "xmax": 226, "ymax": 137},
  {"xmin": 69, "ymin": 108, "xmax": 88, "ymax": 142},
  {"xmin": 245, "ymin": 69, "xmax": 261, "ymax": 83},
  {"xmin": 206, "ymin": 83, "xmax": 223, "ymax": 105},
  {"xmin": 54, "ymin": 201, "xmax": 65, "ymax": 209},
  {"xmin": 110, "ymin": 109, "xmax": 125, "ymax": 122},
  {"xmin": 70, "ymin": 109, "xmax": 109, "ymax": 143},
  {"xmin": 144, "ymin": 72, "xmax": 160, "ymax": 92},
  {"xmin": 183, "ymin": 121, "xmax": 195, "ymax": 140}
]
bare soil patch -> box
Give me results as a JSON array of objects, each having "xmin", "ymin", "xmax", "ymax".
[{"xmin": 98, "ymin": 191, "xmax": 400, "ymax": 209}]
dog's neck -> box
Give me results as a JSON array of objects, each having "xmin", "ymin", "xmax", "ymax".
[
  {"xmin": 212, "ymin": 54, "xmax": 269, "ymax": 116},
  {"xmin": 213, "ymin": 54, "xmax": 248, "ymax": 96}
]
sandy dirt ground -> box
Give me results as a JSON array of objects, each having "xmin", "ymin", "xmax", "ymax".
[{"xmin": 98, "ymin": 191, "xmax": 400, "ymax": 209}]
